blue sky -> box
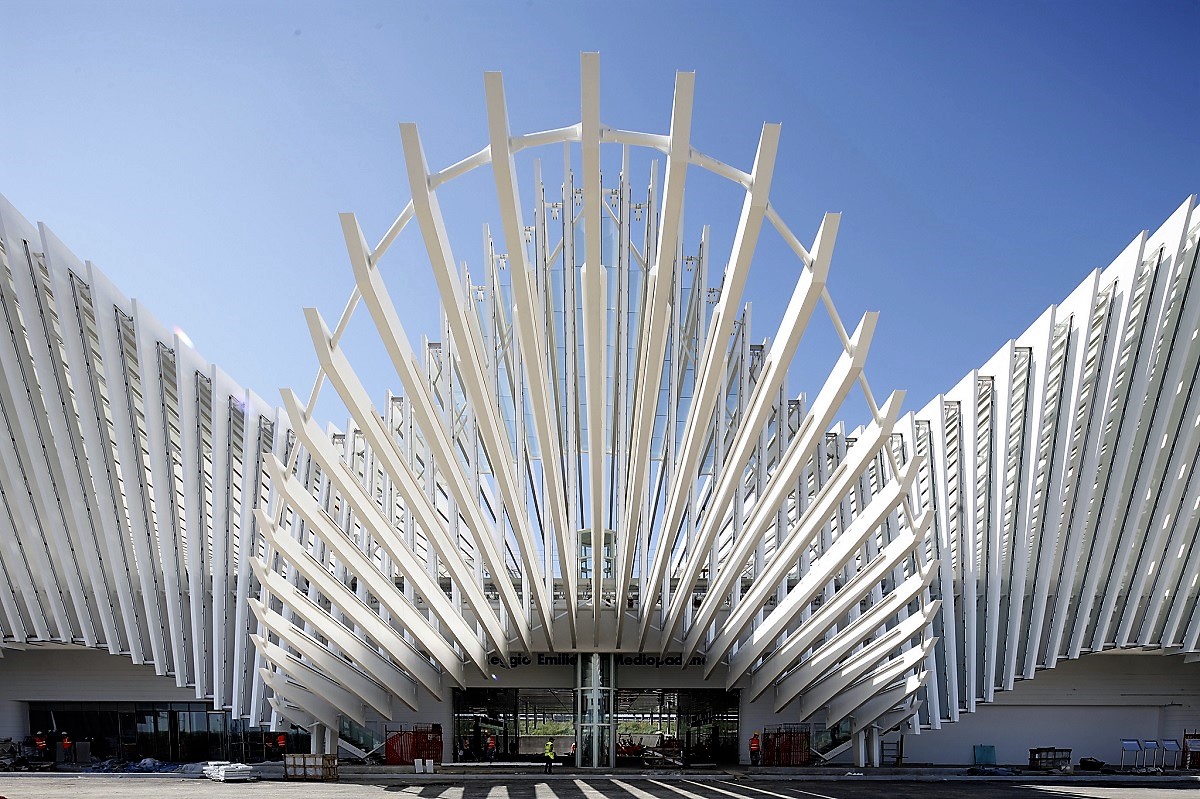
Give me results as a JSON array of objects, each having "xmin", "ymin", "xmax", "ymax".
[{"xmin": 1, "ymin": 1, "xmax": 1196, "ymax": 424}]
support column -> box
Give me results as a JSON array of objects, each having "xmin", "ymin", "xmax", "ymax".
[
  {"xmin": 325, "ymin": 724, "xmax": 337, "ymax": 756},
  {"xmin": 852, "ymin": 728, "xmax": 867, "ymax": 768},
  {"xmin": 310, "ymin": 723, "xmax": 323, "ymax": 754},
  {"xmin": 0, "ymin": 700, "xmax": 27, "ymax": 741}
]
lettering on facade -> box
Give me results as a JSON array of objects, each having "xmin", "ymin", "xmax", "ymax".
[
  {"xmin": 616, "ymin": 653, "xmax": 707, "ymax": 668},
  {"xmin": 489, "ymin": 653, "xmax": 580, "ymax": 668},
  {"xmin": 486, "ymin": 653, "xmax": 707, "ymax": 669}
]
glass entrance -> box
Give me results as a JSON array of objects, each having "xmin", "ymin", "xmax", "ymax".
[
  {"xmin": 576, "ymin": 653, "xmax": 615, "ymax": 767},
  {"xmin": 451, "ymin": 665, "xmax": 740, "ymax": 768},
  {"xmin": 451, "ymin": 687, "xmax": 575, "ymax": 763},
  {"xmin": 613, "ymin": 688, "xmax": 740, "ymax": 766}
]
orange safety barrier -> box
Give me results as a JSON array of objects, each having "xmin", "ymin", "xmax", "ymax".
[
  {"xmin": 762, "ymin": 728, "xmax": 811, "ymax": 767},
  {"xmin": 385, "ymin": 729, "xmax": 443, "ymax": 766}
]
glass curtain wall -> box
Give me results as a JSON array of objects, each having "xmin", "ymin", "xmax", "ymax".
[
  {"xmin": 576, "ymin": 653, "xmax": 615, "ymax": 767},
  {"xmin": 26, "ymin": 702, "xmax": 305, "ymax": 763},
  {"xmin": 452, "ymin": 687, "xmax": 576, "ymax": 762}
]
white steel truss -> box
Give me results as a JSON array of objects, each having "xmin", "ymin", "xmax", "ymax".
[
  {"xmin": 0, "ymin": 55, "xmax": 1195, "ymax": 748},
  {"xmin": 905, "ymin": 195, "xmax": 1200, "ymax": 722},
  {"xmin": 0, "ymin": 194, "xmax": 284, "ymax": 724},
  {"xmin": 254, "ymin": 54, "xmax": 939, "ymax": 739}
]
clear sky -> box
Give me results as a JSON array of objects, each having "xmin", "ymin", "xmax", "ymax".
[{"xmin": 1, "ymin": 1, "xmax": 1197, "ymax": 425}]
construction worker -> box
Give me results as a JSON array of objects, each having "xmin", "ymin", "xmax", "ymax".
[
  {"xmin": 749, "ymin": 732, "xmax": 761, "ymax": 766},
  {"xmin": 543, "ymin": 738, "xmax": 555, "ymax": 774},
  {"xmin": 34, "ymin": 732, "xmax": 47, "ymax": 761},
  {"xmin": 486, "ymin": 734, "xmax": 497, "ymax": 763},
  {"xmin": 61, "ymin": 732, "xmax": 74, "ymax": 763},
  {"xmin": 276, "ymin": 732, "xmax": 287, "ymax": 755}
]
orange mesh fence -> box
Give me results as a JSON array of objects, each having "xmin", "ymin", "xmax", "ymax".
[
  {"xmin": 385, "ymin": 730, "xmax": 443, "ymax": 765},
  {"xmin": 762, "ymin": 728, "xmax": 811, "ymax": 767}
]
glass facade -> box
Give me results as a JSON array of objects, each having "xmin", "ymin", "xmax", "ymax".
[
  {"xmin": 614, "ymin": 688, "xmax": 739, "ymax": 766},
  {"xmin": 453, "ymin": 688, "xmax": 518, "ymax": 761},
  {"xmin": 451, "ymin": 662, "xmax": 741, "ymax": 768},
  {"xmin": 26, "ymin": 702, "xmax": 308, "ymax": 764},
  {"xmin": 576, "ymin": 653, "xmax": 615, "ymax": 767}
]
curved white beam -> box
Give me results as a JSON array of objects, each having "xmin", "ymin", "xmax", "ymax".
[
  {"xmin": 659, "ymin": 286, "xmax": 857, "ymax": 648},
  {"xmin": 823, "ymin": 638, "xmax": 936, "ymax": 725},
  {"xmin": 615, "ymin": 69, "xmax": 695, "ymax": 629},
  {"xmin": 745, "ymin": 531, "xmax": 930, "ymax": 697},
  {"xmin": 777, "ymin": 601, "xmax": 939, "ymax": 714},
  {"xmin": 702, "ymin": 445, "xmax": 918, "ymax": 672},
  {"xmin": 398, "ymin": 122, "xmax": 555, "ymax": 644},
  {"xmin": 252, "ymin": 598, "xmax": 394, "ymax": 720},
  {"xmin": 255, "ymin": 508, "xmax": 451, "ymax": 697},
  {"xmin": 264, "ymin": 457, "xmax": 482, "ymax": 677},
  {"xmin": 579, "ymin": 51, "xmax": 607, "ymax": 636},
  {"xmin": 484, "ymin": 70, "xmax": 577, "ymax": 636},
  {"xmin": 338, "ymin": 217, "xmax": 530, "ymax": 651},
  {"xmin": 260, "ymin": 667, "xmax": 340, "ymax": 732},
  {"xmin": 252, "ymin": 559, "xmax": 419, "ymax": 711},
  {"xmin": 298, "ymin": 310, "xmax": 508, "ymax": 661},
  {"xmin": 849, "ymin": 672, "xmax": 929, "ymax": 736},
  {"xmin": 638, "ymin": 121, "xmax": 781, "ymax": 647},
  {"xmin": 713, "ymin": 454, "xmax": 921, "ymax": 680},
  {"xmin": 253, "ymin": 634, "xmax": 367, "ymax": 726},
  {"xmin": 279, "ymin": 389, "xmax": 508, "ymax": 663},
  {"xmin": 684, "ymin": 391, "xmax": 904, "ymax": 663}
]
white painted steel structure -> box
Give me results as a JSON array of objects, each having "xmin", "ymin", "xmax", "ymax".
[
  {"xmin": 0, "ymin": 55, "xmax": 1196, "ymax": 761},
  {"xmin": 256, "ymin": 54, "xmax": 938, "ymax": 745},
  {"xmin": 0, "ymin": 194, "xmax": 285, "ymax": 726},
  {"xmin": 906, "ymin": 195, "xmax": 1200, "ymax": 724}
]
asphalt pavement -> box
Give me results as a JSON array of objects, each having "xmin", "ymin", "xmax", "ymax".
[{"xmin": 0, "ymin": 775, "xmax": 1198, "ymax": 799}]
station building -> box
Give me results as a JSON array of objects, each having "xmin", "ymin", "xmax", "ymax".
[{"xmin": 0, "ymin": 55, "xmax": 1197, "ymax": 769}]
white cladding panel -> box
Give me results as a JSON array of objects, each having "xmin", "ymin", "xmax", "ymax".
[
  {"xmin": 0, "ymin": 701, "xmax": 25, "ymax": 741},
  {"xmin": 0, "ymin": 648, "xmax": 199, "ymax": 702},
  {"xmin": 902, "ymin": 654, "xmax": 1200, "ymax": 765}
]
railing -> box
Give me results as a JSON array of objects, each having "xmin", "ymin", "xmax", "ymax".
[{"xmin": 338, "ymin": 716, "xmax": 385, "ymax": 758}]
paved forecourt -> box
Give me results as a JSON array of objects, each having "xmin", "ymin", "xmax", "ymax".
[{"xmin": 0, "ymin": 776, "xmax": 1198, "ymax": 799}]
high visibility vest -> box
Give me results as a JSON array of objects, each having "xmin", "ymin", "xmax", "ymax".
[
  {"xmin": 544, "ymin": 742, "xmax": 555, "ymax": 757},
  {"xmin": 749, "ymin": 737, "xmax": 760, "ymax": 751},
  {"xmin": 34, "ymin": 737, "xmax": 47, "ymax": 751},
  {"xmin": 62, "ymin": 737, "xmax": 73, "ymax": 749}
]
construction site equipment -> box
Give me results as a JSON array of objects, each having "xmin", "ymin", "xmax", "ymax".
[
  {"xmin": 640, "ymin": 736, "xmax": 683, "ymax": 768},
  {"xmin": 283, "ymin": 753, "xmax": 338, "ymax": 782},
  {"xmin": 1119, "ymin": 739, "xmax": 1142, "ymax": 770},
  {"xmin": 1028, "ymin": 747, "xmax": 1072, "ymax": 771},
  {"xmin": 202, "ymin": 761, "xmax": 254, "ymax": 782},
  {"xmin": 1184, "ymin": 730, "xmax": 1200, "ymax": 770},
  {"xmin": 384, "ymin": 725, "xmax": 443, "ymax": 766},
  {"xmin": 762, "ymin": 726, "xmax": 813, "ymax": 767},
  {"xmin": 1162, "ymin": 740, "xmax": 1183, "ymax": 770}
]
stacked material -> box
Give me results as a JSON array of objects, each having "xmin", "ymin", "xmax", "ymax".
[{"xmin": 201, "ymin": 761, "xmax": 254, "ymax": 782}]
